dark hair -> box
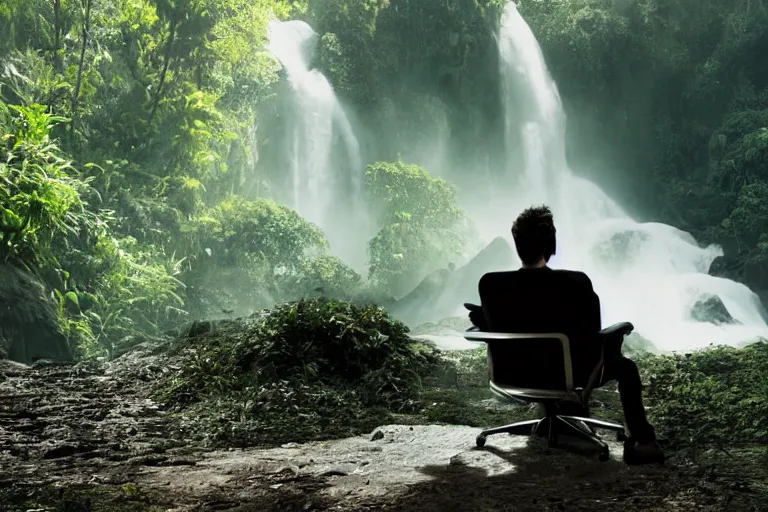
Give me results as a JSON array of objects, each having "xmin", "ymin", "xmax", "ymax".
[{"xmin": 511, "ymin": 205, "xmax": 556, "ymax": 265}]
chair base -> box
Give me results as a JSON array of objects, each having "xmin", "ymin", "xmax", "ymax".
[{"xmin": 475, "ymin": 415, "xmax": 626, "ymax": 461}]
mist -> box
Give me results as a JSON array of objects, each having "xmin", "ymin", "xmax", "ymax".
[{"xmin": 261, "ymin": 4, "xmax": 768, "ymax": 353}]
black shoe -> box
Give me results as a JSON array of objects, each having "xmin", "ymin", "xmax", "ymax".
[{"xmin": 623, "ymin": 438, "xmax": 665, "ymax": 465}]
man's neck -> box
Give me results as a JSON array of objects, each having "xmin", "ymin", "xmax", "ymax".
[{"xmin": 522, "ymin": 259, "xmax": 548, "ymax": 269}]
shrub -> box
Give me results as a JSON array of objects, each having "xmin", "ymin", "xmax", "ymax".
[
  {"xmin": 0, "ymin": 103, "xmax": 97, "ymax": 270},
  {"xmin": 0, "ymin": 101, "xmax": 186, "ymax": 357},
  {"xmin": 178, "ymin": 195, "xmax": 331, "ymax": 317},
  {"xmin": 639, "ymin": 342, "xmax": 768, "ymax": 453},
  {"xmin": 156, "ymin": 298, "xmax": 441, "ymax": 445}
]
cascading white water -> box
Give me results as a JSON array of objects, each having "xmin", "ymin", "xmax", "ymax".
[
  {"xmin": 267, "ymin": 20, "xmax": 369, "ymax": 270},
  {"xmin": 490, "ymin": 2, "xmax": 768, "ymax": 351}
]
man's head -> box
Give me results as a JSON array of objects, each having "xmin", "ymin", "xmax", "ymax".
[{"xmin": 511, "ymin": 205, "xmax": 556, "ymax": 266}]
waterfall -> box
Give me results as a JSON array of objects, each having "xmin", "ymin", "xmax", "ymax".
[
  {"xmin": 267, "ymin": 20, "xmax": 369, "ymax": 270},
  {"xmin": 491, "ymin": 2, "xmax": 768, "ymax": 351}
]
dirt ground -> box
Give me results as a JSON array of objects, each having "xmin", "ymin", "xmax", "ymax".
[{"xmin": 0, "ymin": 349, "xmax": 766, "ymax": 512}]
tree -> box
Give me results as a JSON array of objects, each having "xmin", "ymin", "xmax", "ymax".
[
  {"xmin": 365, "ymin": 161, "xmax": 466, "ymax": 297},
  {"xmin": 179, "ymin": 196, "xmax": 329, "ymax": 315}
]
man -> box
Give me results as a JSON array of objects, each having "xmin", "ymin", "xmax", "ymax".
[{"xmin": 470, "ymin": 205, "xmax": 665, "ymax": 465}]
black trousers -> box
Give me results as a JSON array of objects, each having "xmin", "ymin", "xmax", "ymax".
[{"xmin": 598, "ymin": 356, "xmax": 656, "ymax": 443}]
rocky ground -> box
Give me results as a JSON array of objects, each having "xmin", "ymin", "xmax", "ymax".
[{"xmin": 1, "ymin": 347, "xmax": 766, "ymax": 512}]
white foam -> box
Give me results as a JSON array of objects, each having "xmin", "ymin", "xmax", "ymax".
[{"xmin": 471, "ymin": 2, "xmax": 768, "ymax": 352}]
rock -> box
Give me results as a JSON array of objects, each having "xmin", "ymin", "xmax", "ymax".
[
  {"xmin": 196, "ymin": 424, "xmax": 623, "ymax": 501},
  {"xmin": 390, "ymin": 237, "xmax": 515, "ymax": 326},
  {"xmin": 42, "ymin": 443, "xmax": 82, "ymax": 460},
  {"xmin": 321, "ymin": 467, "xmax": 352, "ymax": 477},
  {"xmin": 622, "ymin": 333, "xmax": 661, "ymax": 356},
  {"xmin": 0, "ymin": 358, "xmax": 29, "ymax": 376},
  {"xmin": 186, "ymin": 320, "xmax": 214, "ymax": 338},
  {"xmin": 690, "ymin": 295, "xmax": 737, "ymax": 325},
  {"xmin": 411, "ymin": 317, "xmax": 473, "ymax": 336},
  {"xmin": 0, "ymin": 264, "xmax": 73, "ymax": 364}
]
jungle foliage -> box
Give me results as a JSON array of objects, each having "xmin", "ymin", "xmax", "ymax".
[
  {"xmin": 155, "ymin": 298, "xmax": 441, "ymax": 445},
  {"xmin": 1, "ymin": 0, "xmax": 767, "ymax": 358},
  {"xmin": 366, "ymin": 160, "xmax": 467, "ymax": 297}
]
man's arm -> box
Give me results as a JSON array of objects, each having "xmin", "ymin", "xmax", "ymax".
[
  {"xmin": 476, "ymin": 272, "xmax": 496, "ymax": 331},
  {"xmin": 574, "ymin": 272, "xmax": 601, "ymax": 334},
  {"xmin": 581, "ymin": 274, "xmax": 634, "ymax": 360},
  {"xmin": 569, "ymin": 272, "xmax": 605, "ymax": 370}
]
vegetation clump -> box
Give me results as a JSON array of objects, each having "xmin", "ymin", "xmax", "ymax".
[
  {"xmin": 639, "ymin": 341, "xmax": 768, "ymax": 454},
  {"xmin": 156, "ymin": 298, "xmax": 441, "ymax": 446},
  {"xmin": 365, "ymin": 161, "xmax": 467, "ymax": 297}
]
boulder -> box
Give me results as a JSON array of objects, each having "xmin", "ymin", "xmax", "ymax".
[
  {"xmin": 390, "ymin": 237, "xmax": 516, "ymax": 326},
  {"xmin": 0, "ymin": 264, "xmax": 73, "ymax": 364},
  {"xmin": 690, "ymin": 294, "xmax": 737, "ymax": 325},
  {"xmin": 622, "ymin": 332, "xmax": 661, "ymax": 356}
]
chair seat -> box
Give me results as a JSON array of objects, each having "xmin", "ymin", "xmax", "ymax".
[
  {"xmin": 490, "ymin": 381, "xmax": 582, "ymax": 404},
  {"xmin": 464, "ymin": 327, "xmax": 627, "ymax": 460}
]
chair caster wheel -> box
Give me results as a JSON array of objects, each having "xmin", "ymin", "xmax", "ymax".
[
  {"xmin": 616, "ymin": 432, "xmax": 627, "ymax": 442},
  {"xmin": 476, "ymin": 435, "xmax": 486, "ymax": 448},
  {"xmin": 598, "ymin": 449, "xmax": 610, "ymax": 462}
]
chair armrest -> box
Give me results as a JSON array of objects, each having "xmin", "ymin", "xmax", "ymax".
[
  {"xmin": 599, "ymin": 322, "xmax": 634, "ymax": 361},
  {"xmin": 582, "ymin": 322, "xmax": 634, "ymax": 402},
  {"xmin": 463, "ymin": 303, "xmax": 482, "ymax": 313},
  {"xmin": 599, "ymin": 321, "xmax": 634, "ymax": 337}
]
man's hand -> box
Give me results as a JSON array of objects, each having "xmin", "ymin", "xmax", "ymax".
[
  {"xmin": 464, "ymin": 303, "xmax": 488, "ymax": 330},
  {"xmin": 599, "ymin": 322, "xmax": 634, "ymax": 361}
]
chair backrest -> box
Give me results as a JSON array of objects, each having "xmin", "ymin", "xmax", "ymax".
[
  {"xmin": 464, "ymin": 331, "xmax": 574, "ymax": 391},
  {"xmin": 477, "ymin": 269, "xmax": 601, "ymax": 384}
]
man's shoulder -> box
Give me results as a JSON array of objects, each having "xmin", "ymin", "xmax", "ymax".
[
  {"xmin": 552, "ymin": 269, "xmax": 594, "ymax": 290},
  {"xmin": 552, "ymin": 268, "xmax": 591, "ymax": 280},
  {"xmin": 479, "ymin": 270, "xmax": 515, "ymax": 287},
  {"xmin": 479, "ymin": 268, "xmax": 594, "ymax": 287},
  {"xmin": 481, "ymin": 270, "xmax": 517, "ymax": 279}
]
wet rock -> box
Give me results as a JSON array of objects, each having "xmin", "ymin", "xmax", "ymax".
[
  {"xmin": 43, "ymin": 443, "xmax": 89, "ymax": 460},
  {"xmin": 691, "ymin": 295, "xmax": 736, "ymax": 325}
]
